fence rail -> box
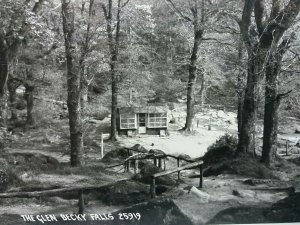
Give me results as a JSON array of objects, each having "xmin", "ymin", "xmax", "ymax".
[{"xmin": 150, "ymin": 160, "xmax": 204, "ymax": 198}]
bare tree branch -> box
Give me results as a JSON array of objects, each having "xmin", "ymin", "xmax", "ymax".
[
  {"xmin": 121, "ymin": 0, "xmax": 130, "ymax": 9},
  {"xmin": 240, "ymin": 0, "xmax": 256, "ymax": 49},
  {"xmin": 276, "ymin": 89, "xmax": 293, "ymax": 101},
  {"xmin": 101, "ymin": 3, "xmax": 108, "ymax": 20},
  {"xmin": 165, "ymin": 0, "xmax": 193, "ymax": 22}
]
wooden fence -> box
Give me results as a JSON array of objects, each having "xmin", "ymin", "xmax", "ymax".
[
  {"xmin": 150, "ymin": 160, "xmax": 203, "ymax": 198},
  {"xmin": 0, "ymin": 147, "xmax": 205, "ymax": 212},
  {"xmin": 0, "ymin": 178, "xmax": 130, "ymax": 214}
]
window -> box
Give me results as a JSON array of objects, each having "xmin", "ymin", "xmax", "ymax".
[
  {"xmin": 148, "ymin": 113, "xmax": 167, "ymax": 128},
  {"xmin": 120, "ymin": 114, "xmax": 137, "ymax": 129}
]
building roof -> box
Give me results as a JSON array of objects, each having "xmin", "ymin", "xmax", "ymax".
[{"xmin": 118, "ymin": 105, "xmax": 168, "ymax": 114}]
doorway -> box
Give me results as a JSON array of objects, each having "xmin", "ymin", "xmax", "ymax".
[{"xmin": 138, "ymin": 113, "xmax": 146, "ymax": 134}]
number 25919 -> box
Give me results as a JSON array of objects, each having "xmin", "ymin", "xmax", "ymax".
[{"xmin": 118, "ymin": 213, "xmax": 141, "ymax": 220}]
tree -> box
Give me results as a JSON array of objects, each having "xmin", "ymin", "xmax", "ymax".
[
  {"xmin": 237, "ymin": 0, "xmax": 300, "ymax": 163},
  {"xmin": 101, "ymin": 0, "xmax": 130, "ymax": 140},
  {"xmin": 260, "ymin": 0, "xmax": 300, "ymax": 165},
  {"xmin": 0, "ymin": 0, "xmax": 46, "ymax": 128},
  {"xmin": 165, "ymin": 0, "xmax": 208, "ymax": 131},
  {"xmin": 79, "ymin": 0, "xmax": 95, "ymax": 114},
  {"xmin": 61, "ymin": 0, "xmax": 83, "ymax": 166}
]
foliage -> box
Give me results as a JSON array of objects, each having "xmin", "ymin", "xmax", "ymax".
[
  {"xmin": 203, "ymin": 134, "xmax": 238, "ymax": 165},
  {"xmin": 204, "ymin": 154, "xmax": 276, "ymax": 179},
  {"xmin": 0, "ymin": 158, "xmax": 23, "ymax": 192},
  {"xmin": 207, "ymin": 134, "xmax": 238, "ymax": 152}
]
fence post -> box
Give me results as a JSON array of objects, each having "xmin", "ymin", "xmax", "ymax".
[
  {"xmin": 177, "ymin": 158, "xmax": 180, "ymax": 181},
  {"xmin": 154, "ymin": 158, "xmax": 157, "ymax": 166},
  {"xmin": 164, "ymin": 157, "xmax": 166, "ymax": 171},
  {"xmin": 78, "ymin": 190, "xmax": 84, "ymax": 214},
  {"xmin": 158, "ymin": 158, "xmax": 162, "ymax": 169},
  {"xmin": 134, "ymin": 160, "xmax": 137, "ymax": 174},
  {"xmin": 199, "ymin": 165, "xmax": 203, "ymax": 188},
  {"xmin": 286, "ymin": 140, "xmax": 289, "ymax": 156},
  {"xmin": 150, "ymin": 177, "xmax": 156, "ymax": 198},
  {"xmin": 127, "ymin": 160, "xmax": 130, "ymax": 172},
  {"xmin": 208, "ymin": 115, "xmax": 212, "ymax": 131},
  {"xmin": 127, "ymin": 149, "xmax": 130, "ymax": 172}
]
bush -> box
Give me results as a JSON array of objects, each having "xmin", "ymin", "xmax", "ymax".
[
  {"xmin": 203, "ymin": 154, "xmax": 276, "ymax": 179},
  {"xmin": 0, "ymin": 158, "xmax": 23, "ymax": 192},
  {"xmin": 0, "ymin": 128, "xmax": 15, "ymax": 149},
  {"xmin": 85, "ymin": 104, "xmax": 110, "ymax": 120},
  {"xmin": 207, "ymin": 134, "xmax": 238, "ymax": 152},
  {"xmin": 203, "ymin": 134, "xmax": 237, "ymax": 164}
]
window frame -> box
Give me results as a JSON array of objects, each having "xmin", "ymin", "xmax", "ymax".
[
  {"xmin": 147, "ymin": 113, "xmax": 168, "ymax": 128},
  {"xmin": 119, "ymin": 113, "xmax": 137, "ymax": 130}
]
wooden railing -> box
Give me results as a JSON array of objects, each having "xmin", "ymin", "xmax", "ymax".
[
  {"xmin": 105, "ymin": 147, "xmax": 196, "ymax": 172},
  {"xmin": 150, "ymin": 160, "xmax": 204, "ymax": 198},
  {"xmin": 105, "ymin": 147, "xmax": 204, "ymax": 198},
  {"xmin": 0, "ymin": 178, "xmax": 130, "ymax": 214}
]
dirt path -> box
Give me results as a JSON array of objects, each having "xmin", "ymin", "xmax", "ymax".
[{"xmin": 169, "ymin": 174, "xmax": 291, "ymax": 224}]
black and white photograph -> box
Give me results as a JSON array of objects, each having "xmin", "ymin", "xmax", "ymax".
[{"xmin": 0, "ymin": 0, "xmax": 300, "ymax": 224}]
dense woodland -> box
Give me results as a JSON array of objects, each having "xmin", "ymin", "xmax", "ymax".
[
  {"xmin": 1, "ymin": 0, "xmax": 300, "ymax": 224},
  {"xmin": 1, "ymin": 0, "xmax": 299, "ymax": 165}
]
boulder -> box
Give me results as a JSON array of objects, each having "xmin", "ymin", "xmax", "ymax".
[
  {"xmin": 189, "ymin": 186, "xmax": 210, "ymax": 203},
  {"xmin": 109, "ymin": 199, "xmax": 194, "ymax": 225},
  {"xmin": 131, "ymin": 144, "xmax": 148, "ymax": 153},
  {"xmin": 177, "ymin": 154, "xmax": 192, "ymax": 161},
  {"xmin": 232, "ymin": 189, "xmax": 256, "ymax": 198},
  {"xmin": 102, "ymin": 148, "xmax": 131, "ymax": 162},
  {"xmin": 149, "ymin": 149, "xmax": 165, "ymax": 157}
]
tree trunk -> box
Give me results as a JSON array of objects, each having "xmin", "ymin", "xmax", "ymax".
[
  {"xmin": 7, "ymin": 79, "xmax": 18, "ymax": 121},
  {"xmin": 62, "ymin": 0, "xmax": 83, "ymax": 167},
  {"xmin": 237, "ymin": 49, "xmax": 264, "ymax": 155},
  {"xmin": 0, "ymin": 42, "xmax": 8, "ymax": 128},
  {"xmin": 79, "ymin": 0, "xmax": 94, "ymax": 116},
  {"xmin": 0, "ymin": 89, "xmax": 8, "ymax": 128},
  {"xmin": 79, "ymin": 65, "xmax": 88, "ymax": 115},
  {"xmin": 261, "ymin": 50, "xmax": 284, "ymax": 165},
  {"xmin": 110, "ymin": 67, "xmax": 118, "ymax": 140},
  {"xmin": 237, "ymin": 89, "xmax": 244, "ymax": 134},
  {"xmin": 237, "ymin": 36, "xmax": 245, "ymax": 135},
  {"xmin": 184, "ymin": 28, "xmax": 203, "ymax": 131},
  {"xmin": 0, "ymin": 41, "xmax": 8, "ymax": 98},
  {"xmin": 103, "ymin": 0, "xmax": 122, "ymax": 141},
  {"xmin": 25, "ymin": 85, "xmax": 35, "ymax": 125},
  {"xmin": 198, "ymin": 70, "xmax": 205, "ymax": 107}
]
